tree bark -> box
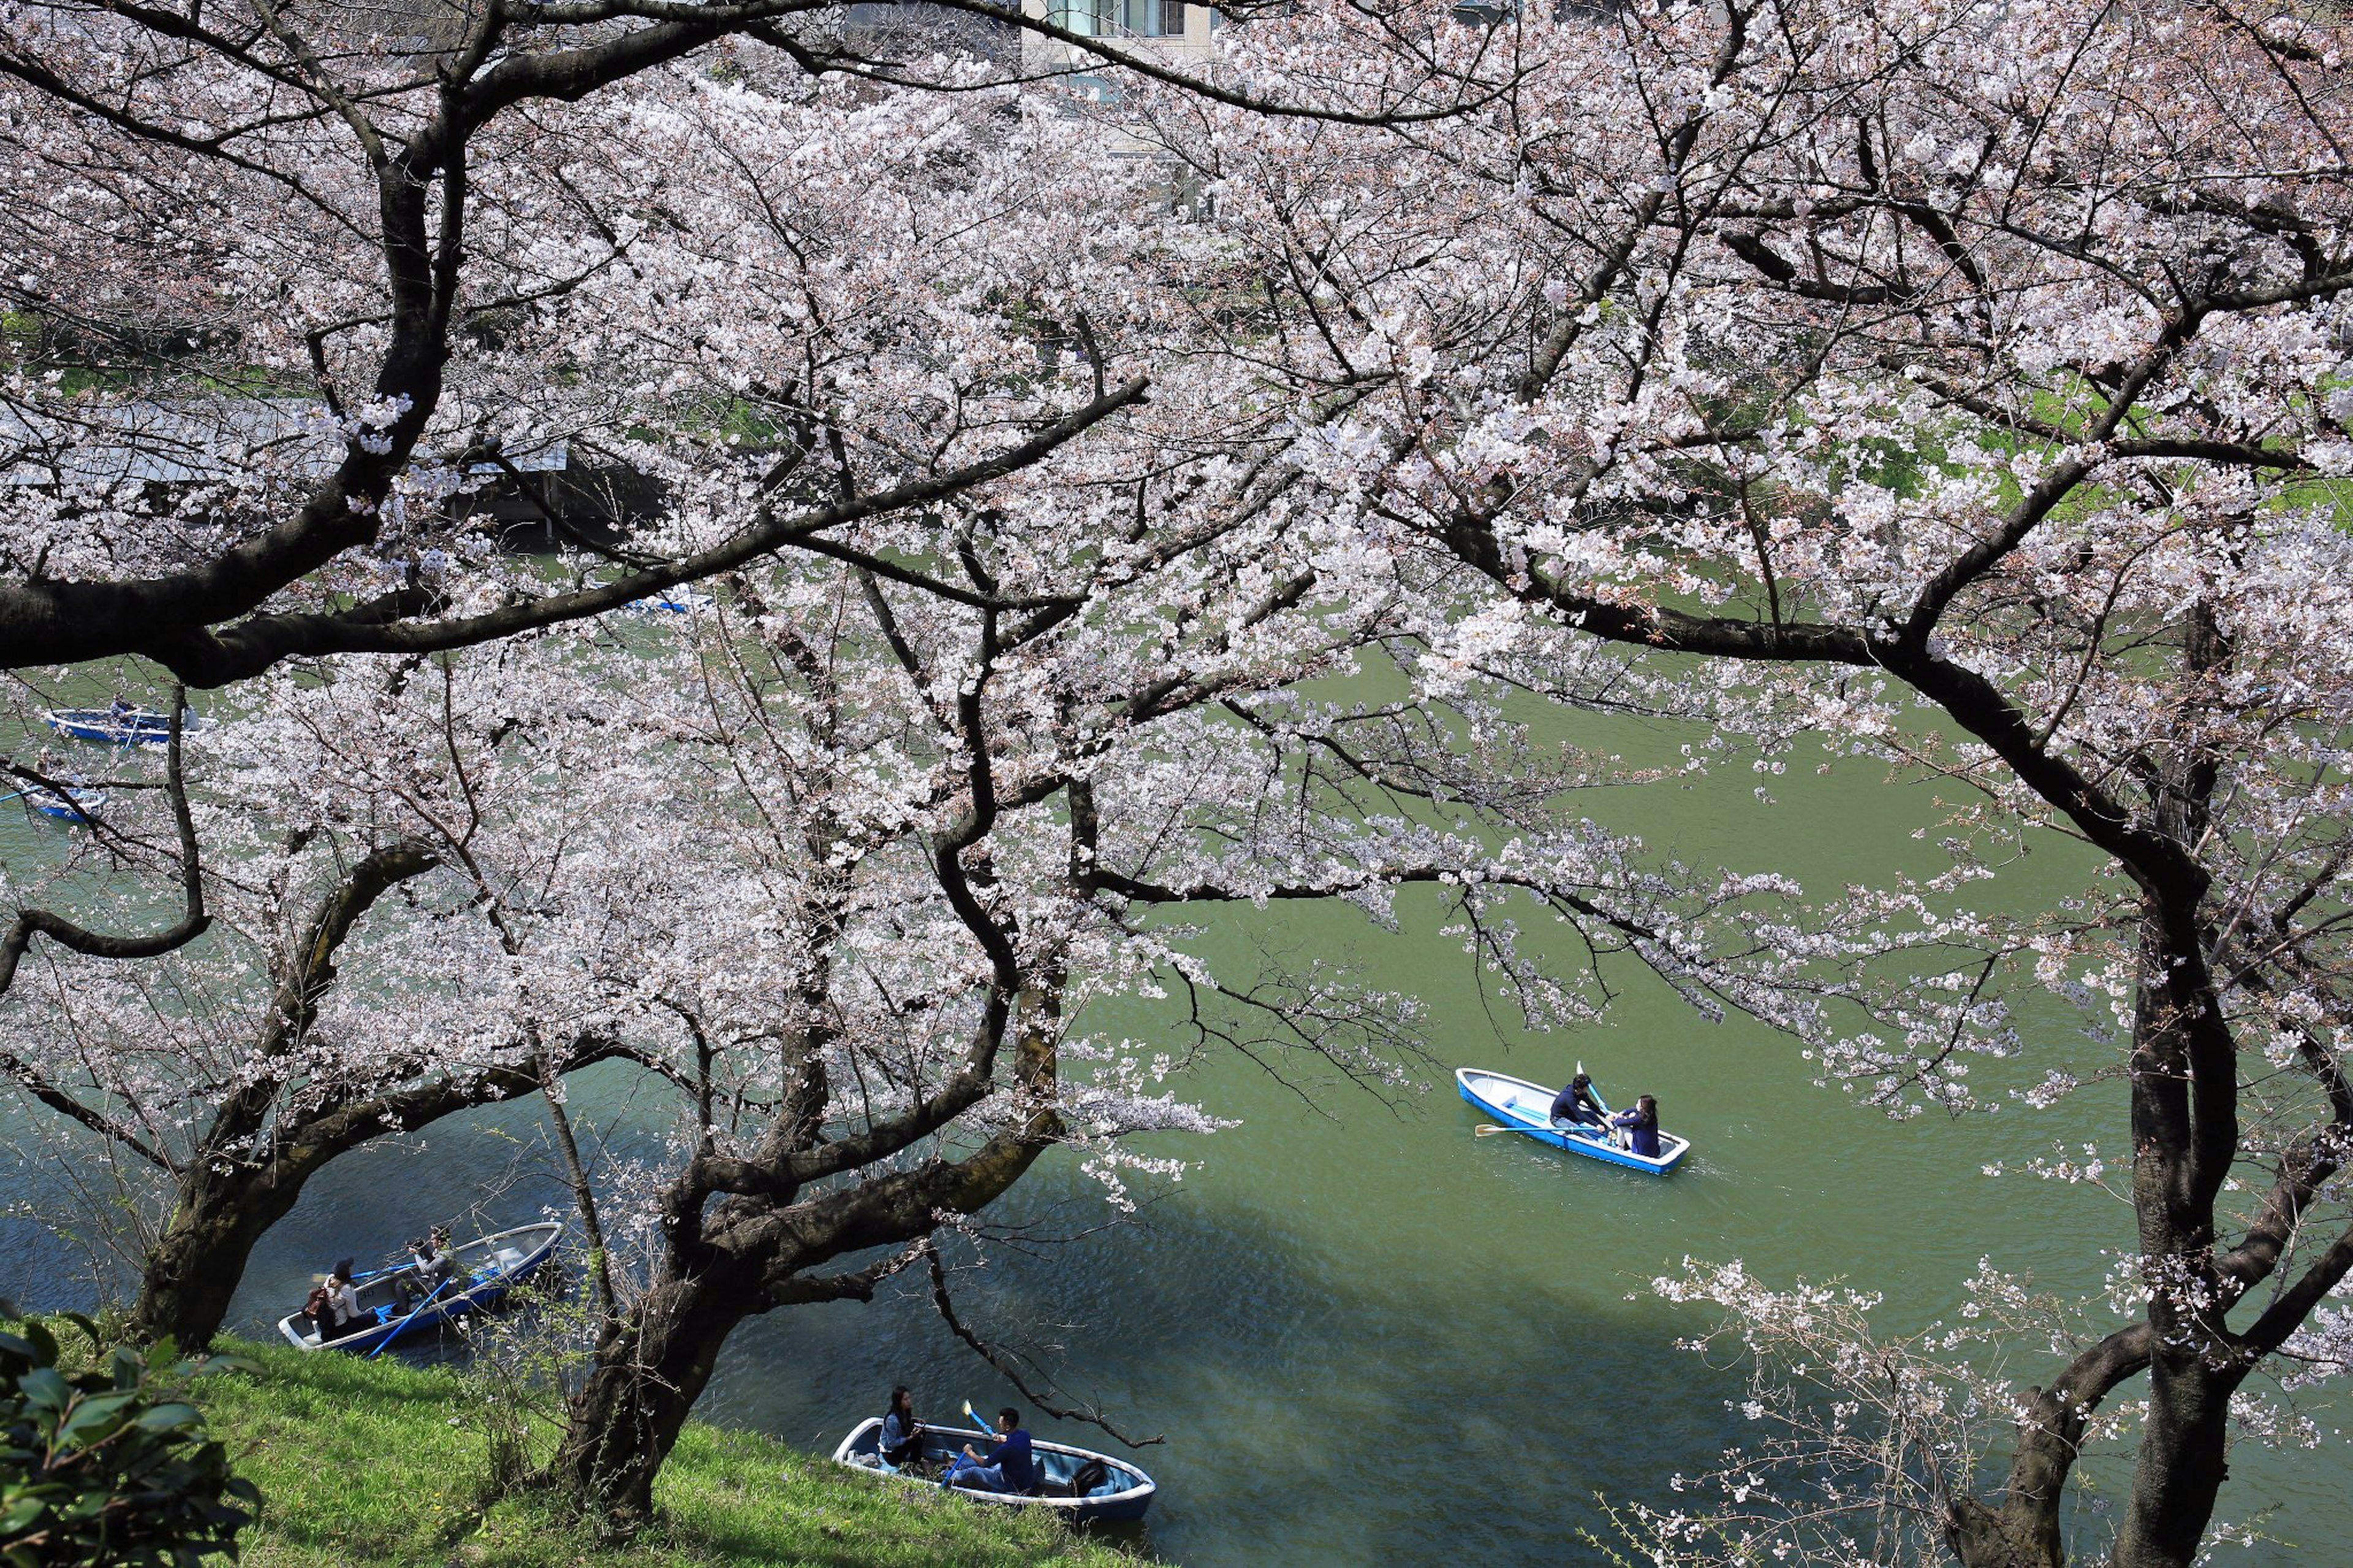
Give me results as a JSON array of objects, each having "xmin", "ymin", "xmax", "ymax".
[
  {"xmin": 121, "ymin": 1051, "xmax": 607, "ymax": 1347},
  {"xmin": 126, "ymin": 1168, "xmax": 298, "ymax": 1349},
  {"xmin": 2110, "ymin": 1353, "xmax": 2233, "ymax": 1568},
  {"xmin": 1948, "ymin": 1499, "xmax": 2064, "ymax": 1568},
  {"xmin": 545, "ymin": 1272, "xmax": 751, "ymax": 1524}
]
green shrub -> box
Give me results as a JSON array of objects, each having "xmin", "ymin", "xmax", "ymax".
[{"xmin": 0, "ymin": 1308, "xmax": 257, "ymax": 1567}]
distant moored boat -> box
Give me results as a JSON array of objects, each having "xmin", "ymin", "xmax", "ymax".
[
  {"xmin": 23, "ymin": 786, "xmax": 105, "ymax": 823},
  {"xmin": 43, "ymin": 706, "xmax": 197, "ymax": 746},
  {"xmin": 622, "ymin": 588, "xmax": 714, "ymax": 615}
]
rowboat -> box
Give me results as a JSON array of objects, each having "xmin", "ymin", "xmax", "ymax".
[
  {"xmin": 274, "ymin": 1221, "xmax": 563, "ymax": 1354},
  {"xmin": 832, "ymin": 1418, "xmax": 1157, "ymax": 1523},
  {"xmin": 24, "ymin": 787, "xmax": 104, "ymax": 822},
  {"xmin": 623, "ymin": 588, "xmax": 713, "ymax": 615},
  {"xmin": 42, "ymin": 706, "xmax": 195, "ymax": 746},
  {"xmin": 1457, "ymin": 1067, "xmax": 1690, "ymax": 1174}
]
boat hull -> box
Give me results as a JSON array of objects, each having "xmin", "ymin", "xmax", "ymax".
[
  {"xmin": 623, "ymin": 590, "xmax": 712, "ymax": 615},
  {"xmin": 43, "ymin": 708, "xmax": 189, "ymax": 746},
  {"xmin": 831, "ymin": 1418, "xmax": 1156, "ymax": 1523},
  {"xmin": 26, "ymin": 788, "xmax": 104, "ymax": 822},
  {"xmin": 275, "ymin": 1222, "xmax": 563, "ymax": 1354},
  {"xmin": 1457, "ymin": 1068, "xmax": 1689, "ymax": 1173}
]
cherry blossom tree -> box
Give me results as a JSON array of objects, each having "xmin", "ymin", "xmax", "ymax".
[
  {"xmin": 0, "ymin": 0, "xmax": 1471, "ymax": 681},
  {"xmin": 1156, "ymin": 0, "xmax": 2353, "ymax": 1562},
  {"xmin": 1, "ymin": 48, "xmax": 1829, "ymax": 1524},
  {"xmin": 0, "ymin": 637, "xmax": 661, "ymax": 1346},
  {"xmin": 0, "ymin": 0, "xmax": 1486, "ymax": 1031},
  {"xmin": 465, "ymin": 77, "xmax": 1824, "ymax": 1518}
]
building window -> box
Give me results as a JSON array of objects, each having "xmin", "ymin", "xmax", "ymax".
[
  {"xmin": 1123, "ymin": 0, "xmax": 1185, "ymax": 34},
  {"xmin": 1055, "ymin": 0, "xmax": 1183, "ymax": 34}
]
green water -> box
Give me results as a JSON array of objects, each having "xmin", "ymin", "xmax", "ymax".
[{"xmin": 0, "ymin": 692, "xmax": 2338, "ymax": 1565}]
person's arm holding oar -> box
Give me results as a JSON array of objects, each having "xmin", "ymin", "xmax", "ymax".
[{"xmin": 366, "ymin": 1274, "xmax": 458, "ymax": 1359}]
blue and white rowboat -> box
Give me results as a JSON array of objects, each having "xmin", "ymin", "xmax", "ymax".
[
  {"xmin": 25, "ymin": 787, "xmax": 105, "ymax": 823},
  {"xmin": 1457, "ymin": 1067, "xmax": 1690, "ymax": 1174},
  {"xmin": 275, "ymin": 1221, "xmax": 563, "ymax": 1354},
  {"xmin": 832, "ymin": 1419, "xmax": 1157, "ymax": 1523},
  {"xmin": 43, "ymin": 707, "xmax": 195, "ymax": 746},
  {"xmin": 622, "ymin": 588, "xmax": 714, "ymax": 615}
]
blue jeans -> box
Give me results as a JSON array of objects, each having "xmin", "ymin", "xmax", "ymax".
[{"xmin": 946, "ymin": 1459, "xmax": 1008, "ymax": 1492}]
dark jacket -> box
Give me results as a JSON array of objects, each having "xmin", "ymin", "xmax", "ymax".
[
  {"xmin": 1613, "ymin": 1107, "xmax": 1662, "ymax": 1158},
  {"xmin": 1550, "ymin": 1083, "xmax": 1605, "ymax": 1123},
  {"xmin": 989, "ymin": 1429, "xmax": 1037, "ymax": 1493}
]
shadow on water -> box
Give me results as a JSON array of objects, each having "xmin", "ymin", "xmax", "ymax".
[{"xmin": 693, "ymin": 1156, "xmax": 1749, "ymax": 1568}]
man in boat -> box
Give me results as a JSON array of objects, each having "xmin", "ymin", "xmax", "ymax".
[
  {"xmin": 944, "ymin": 1407, "xmax": 1037, "ymax": 1496},
  {"xmin": 401, "ymin": 1233, "xmax": 457, "ymax": 1307},
  {"xmin": 1549, "ymin": 1072, "xmax": 1607, "ymax": 1132},
  {"xmin": 1610, "ymin": 1094, "xmax": 1664, "ymax": 1159}
]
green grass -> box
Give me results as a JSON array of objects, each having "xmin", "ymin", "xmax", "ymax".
[{"xmin": 194, "ymin": 1340, "xmax": 1149, "ymax": 1568}]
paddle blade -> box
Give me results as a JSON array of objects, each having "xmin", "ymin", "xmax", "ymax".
[
  {"xmin": 962, "ymin": 1398, "xmax": 979, "ymax": 1425},
  {"xmin": 1474, "ymin": 1124, "xmax": 1515, "ymax": 1137}
]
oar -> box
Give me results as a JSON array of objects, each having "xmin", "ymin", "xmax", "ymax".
[
  {"xmin": 365, "ymin": 1275, "xmax": 456, "ymax": 1359},
  {"xmin": 1474, "ymin": 1062, "xmax": 1621, "ymax": 1144},
  {"xmin": 939, "ymin": 1399, "xmax": 992, "ymax": 1487},
  {"xmin": 1581, "ymin": 1061, "xmax": 1631, "ymax": 1148}
]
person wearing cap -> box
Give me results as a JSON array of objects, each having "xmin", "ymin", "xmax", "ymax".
[{"xmin": 402, "ymin": 1235, "xmax": 457, "ymax": 1306}]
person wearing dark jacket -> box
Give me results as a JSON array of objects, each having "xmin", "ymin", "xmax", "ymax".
[
  {"xmin": 945, "ymin": 1407, "xmax": 1037, "ymax": 1495},
  {"xmin": 1549, "ymin": 1072, "xmax": 1607, "ymax": 1129},
  {"xmin": 1610, "ymin": 1094, "xmax": 1664, "ymax": 1159}
]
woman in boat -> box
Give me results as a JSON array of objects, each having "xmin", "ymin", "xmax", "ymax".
[
  {"xmin": 879, "ymin": 1386, "xmax": 923, "ymax": 1467},
  {"xmin": 1549, "ymin": 1072, "xmax": 1607, "ymax": 1130},
  {"xmin": 1610, "ymin": 1094, "xmax": 1664, "ymax": 1159},
  {"xmin": 318, "ymin": 1259, "xmax": 366, "ymax": 1342}
]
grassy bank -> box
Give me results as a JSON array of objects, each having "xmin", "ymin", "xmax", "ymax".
[{"xmin": 194, "ymin": 1340, "xmax": 1150, "ymax": 1568}]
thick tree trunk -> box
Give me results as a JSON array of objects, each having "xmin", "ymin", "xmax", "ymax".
[
  {"xmin": 2110, "ymin": 1355, "xmax": 2232, "ymax": 1568},
  {"xmin": 1947, "ymin": 1465, "xmax": 2067, "ymax": 1568},
  {"xmin": 545, "ymin": 1271, "xmax": 750, "ymax": 1524},
  {"xmin": 126, "ymin": 1170, "xmax": 296, "ymax": 1348}
]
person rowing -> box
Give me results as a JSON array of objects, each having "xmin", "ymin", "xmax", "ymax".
[
  {"xmin": 1549, "ymin": 1071, "xmax": 1607, "ymax": 1133},
  {"xmin": 944, "ymin": 1407, "xmax": 1036, "ymax": 1496},
  {"xmin": 400, "ymin": 1233, "xmax": 457, "ymax": 1307}
]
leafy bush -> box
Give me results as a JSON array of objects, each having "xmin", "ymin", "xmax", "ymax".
[{"xmin": 0, "ymin": 1305, "xmax": 257, "ymax": 1567}]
